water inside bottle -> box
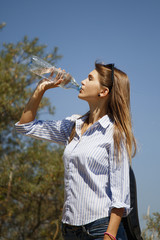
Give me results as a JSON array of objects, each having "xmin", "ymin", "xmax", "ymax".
[
  {"xmin": 28, "ymin": 57, "xmax": 56, "ymax": 80},
  {"xmin": 27, "ymin": 56, "xmax": 81, "ymax": 91},
  {"xmin": 60, "ymin": 76, "xmax": 81, "ymax": 91}
]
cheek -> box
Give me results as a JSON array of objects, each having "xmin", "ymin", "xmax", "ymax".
[
  {"xmin": 86, "ymin": 87, "xmax": 99, "ymax": 98},
  {"xmin": 89, "ymin": 83, "xmax": 101, "ymax": 94}
]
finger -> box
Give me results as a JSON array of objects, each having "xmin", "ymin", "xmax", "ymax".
[
  {"xmin": 52, "ymin": 78, "xmax": 63, "ymax": 87},
  {"xmin": 55, "ymin": 72, "xmax": 61, "ymax": 80},
  {"xmin": 57, "ymin": 71, "xmax": 65, "ymax": 81},
  {"xmin": 50, "ymin": 71, "xmax": 54, "ymax": 77},
  {"xmin": 48, "ymin": 71, "xmax": 54, "ymax": 80}
]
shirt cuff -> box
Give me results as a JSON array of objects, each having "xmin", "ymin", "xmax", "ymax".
[
  {"xmin": 110, "ymin": 202, "xmax": 132, "ymax": 217},
  {"xmin": 15, "ymin": 120, "xmax": 36, "ymax": 134}
]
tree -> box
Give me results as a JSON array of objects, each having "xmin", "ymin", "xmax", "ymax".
[
  {"xmin": 142, "ymin": 212, "xmax": 160, "ymax": 240},
  {"xmin": 0, "ymin": 24, "xmax": 64, "ymax": 239}
]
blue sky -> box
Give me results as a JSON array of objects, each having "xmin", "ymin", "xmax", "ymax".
[{"xmin": 1, "ymin": 0, "xmax": 160, "ymax": 228}]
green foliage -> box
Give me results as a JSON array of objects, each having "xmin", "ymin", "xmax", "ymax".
[
  {"xmin": 0, "ymin": 22, "xmax": 6, "ymax": 30},
  {"xmin": 142, "ymin": 212, "xmax": 160, "ymax": 240},
  {"xmin": 0, "ymin": 34, "xmax": 62, "ymax": 156},
  {"xmin": 0, "ymin": 142, "xmax": 64, "ymax": 240},
  {"xmin": 0, "ymin": 24, "xmax": 64, "ymax": 239},
  {"xmin": 0, "ymin": 34, "xmax": 62, "ymax": 134}
]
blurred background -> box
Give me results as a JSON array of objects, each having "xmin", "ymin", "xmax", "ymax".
[{"xmin": 1, "ymin": 0, "xmax": 160, "ymax": 238}]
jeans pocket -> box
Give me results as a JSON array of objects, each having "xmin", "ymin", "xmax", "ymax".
[{"xmin": 85, "ymin": 217, "xmax": 109, "ymax": 239}]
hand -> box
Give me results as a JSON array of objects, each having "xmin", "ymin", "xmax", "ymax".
[{"xmin": 36, "ymin": 68, "xmax": 64, "ymax": 92}]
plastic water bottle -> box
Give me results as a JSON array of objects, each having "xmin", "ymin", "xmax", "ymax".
[{"xmin": 27, "ymin": 55, "xmax": 81, "ymax": 91}]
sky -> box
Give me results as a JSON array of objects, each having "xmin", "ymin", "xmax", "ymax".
[{"xmin": 1, "ymin": 0, "xmax": 160, "ymax": 229}]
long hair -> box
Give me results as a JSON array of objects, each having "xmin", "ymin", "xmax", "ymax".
[{"xmin": 95, "ymin": 63, "xmax": 136, "ymax": 163}]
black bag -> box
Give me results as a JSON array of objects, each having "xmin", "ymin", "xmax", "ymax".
[{"xmin": 122, "ymin": 166, "xmax": 143, "ymax": 240}]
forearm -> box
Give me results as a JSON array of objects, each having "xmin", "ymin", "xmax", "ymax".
[
  {"xmin": 104, "ymin": 208, "xmax": 124, "ymax": 240},
  {"xmin": 18, "ymin": 72, "xmax": 64, "ymax": 124},
  {"xmin": 19, "ymin": 86, "xmax": 45, "ymax": 124}
]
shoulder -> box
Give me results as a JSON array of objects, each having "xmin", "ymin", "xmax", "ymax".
[
  {"xmin": 61, "ymin": 114, "xmax": 81, "ymax": 131},
  {"xmin": 65, "ymin": 114, "xmax": 81, "ymax": 122}
]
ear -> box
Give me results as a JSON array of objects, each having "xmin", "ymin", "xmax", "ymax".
[{"xmin": 99, "ymin": 87, "xmax": 109, "ymax": 97}]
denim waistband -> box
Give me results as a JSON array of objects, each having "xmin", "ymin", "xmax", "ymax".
[
  {"xmin": 62, "ymin": 216, "xmax": 110, "ymax": 233},
  {"xmin": 61, "ymin": 217, "xmax": 128, "ymax": 240},
  {"xmin": 62, "ymin": 223, "xmax": 84, "ymax": 232}
]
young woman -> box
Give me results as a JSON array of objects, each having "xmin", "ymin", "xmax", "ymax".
[{"xmin": 15, "ymin": 62, "xmax": 136, "ymax": 240}]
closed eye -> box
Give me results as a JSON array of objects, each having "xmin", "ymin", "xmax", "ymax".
[{"xmin": 88, "ymin": 74, "xmax": 93, "ymax": 81}]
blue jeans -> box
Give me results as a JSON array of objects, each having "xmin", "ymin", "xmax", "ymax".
[{"xmin": 61, "ymin": 217, "xmax": 128, "ymax": 240}]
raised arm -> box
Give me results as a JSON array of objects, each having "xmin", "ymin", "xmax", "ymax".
[{"xmin": 19, "ymin": 72, "xmax": 63, "ymax": 124}]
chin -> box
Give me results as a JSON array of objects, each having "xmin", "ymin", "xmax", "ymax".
[
  {"xmin": 78, "ymin": 93, "xmax": 86, "ymax": 100},
  {"xmin": 78, "ymin": 92, "xmax": 82, "ymax": 98},
  {"xmin": 78, "ymin": 94, "xmax": 83, "ymax": 99}
]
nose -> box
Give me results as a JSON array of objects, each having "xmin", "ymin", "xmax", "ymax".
[{"xmin": 81, "ymin": 78, "xmax": 86, "ymax": 85}]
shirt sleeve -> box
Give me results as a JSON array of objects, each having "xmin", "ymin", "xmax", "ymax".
[
  {"xmin": 15, "ymin": 115, "xmax": 79, "ymax": 145},
  {"xmin": 109, "ymin": 142, "xmax": 131, "ymax": 216}
]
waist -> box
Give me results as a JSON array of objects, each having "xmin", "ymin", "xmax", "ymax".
[
  {"xmin": 62, "ymin": 216, "xmax": 110, "ymax": 232},
  {"xmin": 62, "ymin": 223, "xmax": 84, "ymax": 232}
]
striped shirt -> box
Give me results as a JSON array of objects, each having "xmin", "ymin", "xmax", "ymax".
[{"xmin": 15, "ymin": 114, "xmax": 131, "ymax": 226}]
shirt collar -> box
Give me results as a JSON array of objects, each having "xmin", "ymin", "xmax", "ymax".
[
  {"xmin": 98, "ymin": 114, "xmax": 113, "ymax": 129},
  {"xmin": 76, "ymin": 114, "xmax": 112, "ymax": 136}
]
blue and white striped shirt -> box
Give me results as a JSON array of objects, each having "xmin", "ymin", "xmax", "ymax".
[{"xmin": 15, "ymin": 114, "xmax": 130, "ymax": 226}]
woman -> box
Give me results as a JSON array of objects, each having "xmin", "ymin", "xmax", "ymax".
[{"xmin": 15, "ymin": 62, "xmax": 136, "ymax": 240}]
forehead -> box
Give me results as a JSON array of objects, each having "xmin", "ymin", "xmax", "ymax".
[{"xmin": 89, "ymin": 69, "xmax": 99, "ymax": 78}]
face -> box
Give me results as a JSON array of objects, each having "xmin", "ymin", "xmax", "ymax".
[{"xmin": 78, "ymin": 69, "xmax": 102, "ymax": 102}]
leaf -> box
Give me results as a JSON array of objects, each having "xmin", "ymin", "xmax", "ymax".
[{"xmin": 0, "ymin": 34, "xmax": 64, "ymax": 239}]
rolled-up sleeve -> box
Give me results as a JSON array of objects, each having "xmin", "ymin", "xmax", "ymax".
[
  {"xmin": 15, "ymin": 115, "xmax": 79, "ymax": 145},
  {"xmin": 109, "ymin": 142, "xmax": 131, "ymax": 216}
]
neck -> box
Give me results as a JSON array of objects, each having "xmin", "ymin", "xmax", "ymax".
[
  {"xmin": 81, "ymin": 103, "xmax": 108, "ymax": 136},
  {"xmin": 88, "ymin": 103, "xmax": 108, "ymax": 124}
]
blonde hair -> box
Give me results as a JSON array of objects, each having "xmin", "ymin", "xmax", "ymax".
[{"xmin": 95, "ymin": 63, "xmax": 136, "ymax": 163}]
